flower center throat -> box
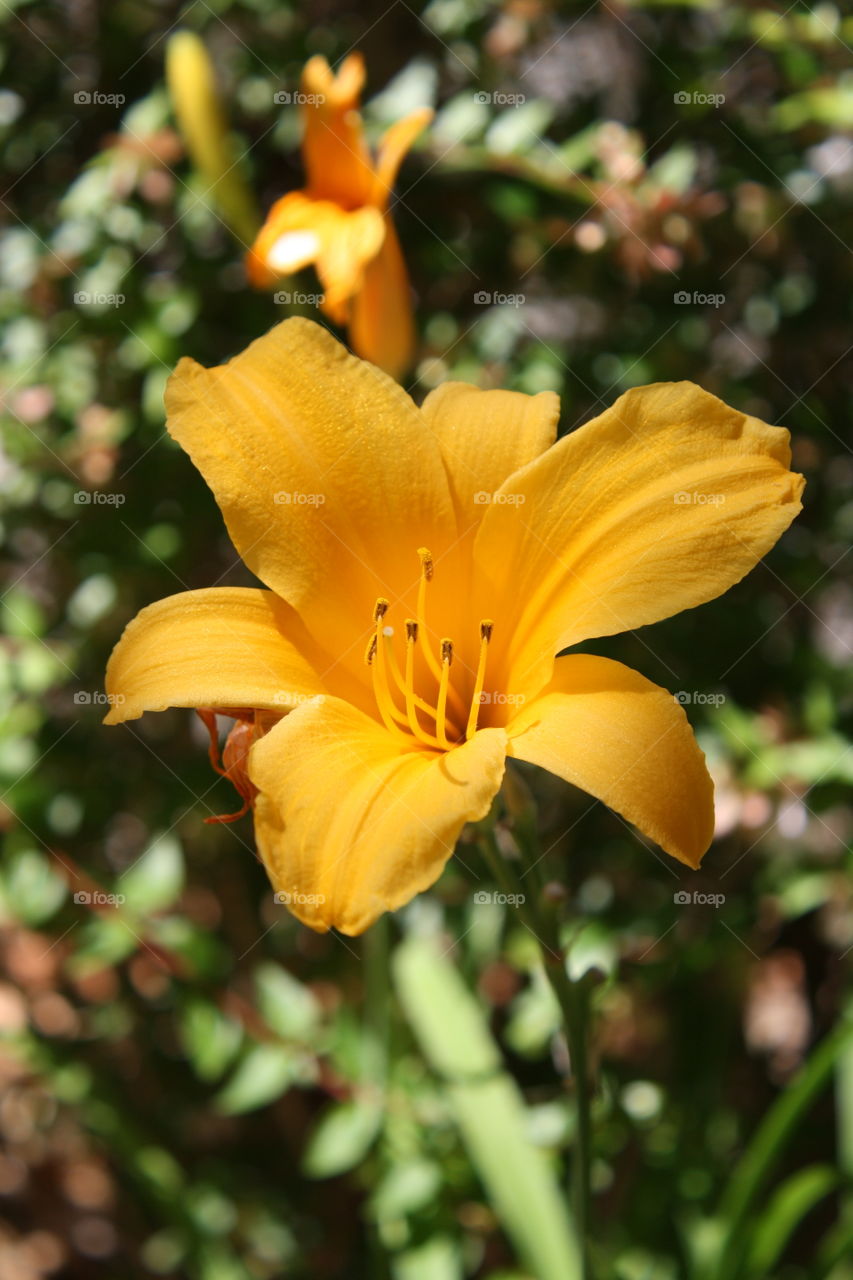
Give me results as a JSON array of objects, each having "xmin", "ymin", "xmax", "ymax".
[{"xmin": 366, "ymin": 548, "xmax": 493, "ymax": 751}]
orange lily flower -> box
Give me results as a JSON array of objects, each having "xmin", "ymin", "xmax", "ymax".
[
  {"xmin": 246, "ymin": 55, "xmax": 432, "ymax": 379},
  {"xmin": 105, "ymin": 320, "xmax": 803, "ymax": 936}
]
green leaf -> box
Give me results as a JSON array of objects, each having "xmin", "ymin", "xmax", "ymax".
[
  {"xmin": 119, "ymin": 832, "xmax": 184, "ymax": 915},
  {"xmin": 486, "ymin": 100, "xmax": 555, "ymax": 156},
  {"xmin": 68, "ymin": 914, "xmax": 138, "ymax": 972},
  {"xmin": 368, "ymin": 1159, "xmax": 443, "ymax": 1222},
  {"xmin": 394, "ymin": 938, "xmax": 582, "ymax": 1280},
  {"xmin": 214, "ymin": 1044, "xmax": 297, "ymax": 1116},
  {"xmin": 392, "ymin": 1236, "xmax": 464, "ymax": 1280},
  {"xmin": 393, "ymin": 937, "xmax": 500, "ymax": 1080},
  {"xmin": 180, "ymin": 1000, "xmax": 242, "ymax": 1083},
  {"xmin": 1, "ymin": 848, "xmax": 66, "ymax": 926},
  {"xmin": 746, "ymin": 1164, "xmax": 839, "ymax": 1277},
  {"xmin": 254, "ymin": 963, "xmax": 321, "ymax": 1042},
  {"xmin": 302, "ymin": 1098, "xmax": 382, "ymax": 1179},
  {"xmin": 709, "ymin": 1018, "xmax": 853, "ymax": 1280}
]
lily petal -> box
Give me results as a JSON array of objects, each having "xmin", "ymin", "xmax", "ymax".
[
  {"xmin": 301, "ymin": 54, "xmax": 374, "ymax": 207},
  {"xmin": 246, "ymin": 192, "xmax": 384, "ymax": 311},
  {"xmin": 507, "ymin": 654, "xmax": 714, "ymax": 868},
  {"xmin": 104, "ymin": 588, "xmax": 325, "ymax": 725},
  {"xmin": 314, "ymin": 205, "xmax": 385, "ymax": 321},
  {"xmin": 347, "ymin": 218, "xmax": 418, "ymax": 378},
  {"xmin": 422, "ymin": 382, "xmax": 559, "ymax": 528},
  {"xmin": 372, "ymin": 106, "xmax": 434, "ymax": 206},
  {"xmin": 164, "ymin": 319, "xmax": 457, "ymax": 645},
  {"xmin": 474, "ymin": 382, "xmax": 804, "ymax": 698},
  {"xmin": 246, "ymin": 191, "xmax": 326, "ymax": 288},
  {"xmin": 249, "ymin": 695, "xmax": 507, "ymax": 934}
]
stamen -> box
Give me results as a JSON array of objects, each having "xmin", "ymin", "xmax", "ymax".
[
  {"xmin": 378, "ymin": 620, "xmax": 439, "ymax": 749},
  {"xmin": 465, "ymin": 619, "xmax": 494, "ymax": 739},
  {"xmin": 384, "ymin": 622, "xmax": 438, "ymax": 718},
  {"xmin": 368, "ymin": 600, "xmax": 409, "ymax": 738},
  {"xmin": 414, "ymin": 548, "xmax": 466, "ymax": 721},
  {"xmin": 436, "ymin": 639, "xmax": 454, "ymax": 750}
]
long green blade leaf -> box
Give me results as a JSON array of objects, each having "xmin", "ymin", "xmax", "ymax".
[
  {"xmin": 394, "ymin": 937, "xmax": 582, "ymax": 1280},
  {"xmin": 711, "ymin": 1018, "xmax": 853, "ymax": 1280},
  {"xmin": 746, "ymin": 1164, "xmax": 838, "ymax": 1278}
]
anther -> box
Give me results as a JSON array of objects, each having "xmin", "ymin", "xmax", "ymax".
[
  {"xmin": 365, "ymin": 634, "xmax": 378, "ymax": 665},
  {"xmin": 436, "ymin": 639, "xmax": 454, "ymax": 750},
  {"xmin": 466, "ymin": 620, "xmax": 494, "ymax": 740},
  {"xmin": 374, "ymin": 598, "xmax": 389, "ymax": 621},
  {"xmin": 417, "ymin": 548, "xmax": 434, "ymax": 581}
]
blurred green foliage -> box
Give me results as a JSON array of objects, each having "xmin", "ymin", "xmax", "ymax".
[{"xmin": 1, "ymin": 1, "xmax": 852, "ymax": 1277}]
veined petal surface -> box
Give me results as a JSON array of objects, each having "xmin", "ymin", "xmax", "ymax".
[
  {"xmin": 250, "ymin": 695, "xmax": 507, "ymax": 934},
  {"xmin": 507, "ymin": 654, "xmax": 715, "ymax": 868},
  {"xmin": 473, "ymin": 382, "xmax": 804, "ymax": 699}
]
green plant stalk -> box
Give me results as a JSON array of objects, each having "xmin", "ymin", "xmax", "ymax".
[
  {"xmin": 707, "ymin": 1015, "xmax": 853, "ymax": 1280},
  {"xmin": 363, "ymin": 912, "xmax": 390, "ymax": 1280},
  {"xmin": 479, "ymin": 816, "xmax": 593, "ymax": 1278}
]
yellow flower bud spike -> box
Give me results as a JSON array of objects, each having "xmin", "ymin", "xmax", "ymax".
[{"xmin": 165, "ymin": 30, "xmax": 260, "ymax": 246}]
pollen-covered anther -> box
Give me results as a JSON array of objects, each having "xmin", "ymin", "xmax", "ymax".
[
  {"xmin": 435, "ymin": 639, "xmax": 454, "ymax": 750},
  {"xmin": 465, "ymin": 619, "xmax": 494, "ymax": 739}
]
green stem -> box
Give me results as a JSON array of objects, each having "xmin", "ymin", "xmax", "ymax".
[
  {"xmin": 479, "ymin": 817, "xmax": 593, "ymax": 1278},
  {"xmin": 362, "ymin": 914, "xmax": 390, "ymax": 1280}
]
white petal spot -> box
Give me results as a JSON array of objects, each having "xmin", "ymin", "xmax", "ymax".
[{"xmin": 267, "ymin": 230, "xmax": 321, "ymax": 271}]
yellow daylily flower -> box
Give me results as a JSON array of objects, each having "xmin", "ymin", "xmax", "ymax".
[
  {"xmin": 246, "ymin": 54, "xmax": 432, "ymax": 379},
  {"xmin": 105, "ymin": 319, "xmax": 804, "ymax": 936}
]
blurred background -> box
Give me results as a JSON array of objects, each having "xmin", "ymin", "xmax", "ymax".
[{"xmin": 1, "ymin": 1, "xmax": 852, "ymax": 1277}]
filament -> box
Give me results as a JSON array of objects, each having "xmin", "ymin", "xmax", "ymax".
[{"xmin": 465, "ymin": 620, "xmax": 494, "ymax": 739}]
